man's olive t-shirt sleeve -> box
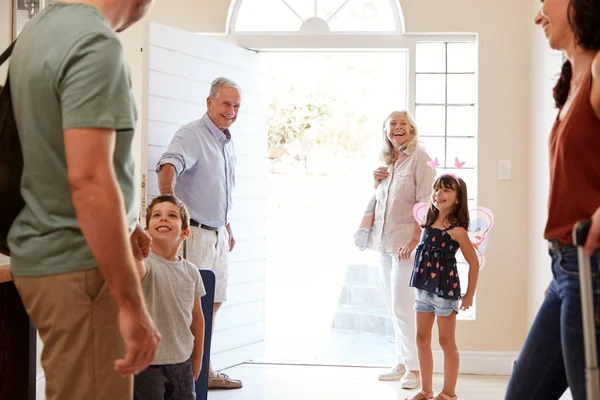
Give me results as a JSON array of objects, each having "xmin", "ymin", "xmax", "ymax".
[{"xmin": 56, "ymin": 31, "xmax": 135, "ymax": 131}]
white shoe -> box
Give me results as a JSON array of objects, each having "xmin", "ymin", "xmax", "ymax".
[
  {"xmin": 400, "ymin": 371, "xmax": 420, "ymax": 389},
  {"xmin": 378, "ymin": 365, "xmax": 406, "ymax": 381}
]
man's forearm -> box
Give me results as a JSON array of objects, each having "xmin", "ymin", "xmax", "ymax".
[
  {"xmin": 157, "ymin": 163, "xmax": 176, "ymax": 195},
  {"xmin": 71, "ymin": 175, "xmax": 145, "ymax": 308}
]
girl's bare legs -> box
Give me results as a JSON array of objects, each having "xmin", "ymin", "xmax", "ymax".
[
  {"xmin": 436, "ymin": 312, "xmax": 459, "ymax": 398},
  {"xmin": 408, "ymin": 312, "xmax": 436, "ymax": 400}
]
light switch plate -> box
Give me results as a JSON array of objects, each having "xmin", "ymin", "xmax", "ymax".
[{"xmin": 498, "ymin": 159, "xmax": 512, "ymax": 180}]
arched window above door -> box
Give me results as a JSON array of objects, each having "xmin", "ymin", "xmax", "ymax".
[{"xmin": 229, "ymin": 0, "xmax": 404, "ymax": 33}]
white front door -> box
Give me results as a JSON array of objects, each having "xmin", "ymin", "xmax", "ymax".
[{"xmin": 143, "ymin": 21, "xmax": 268, "ymax": 370}]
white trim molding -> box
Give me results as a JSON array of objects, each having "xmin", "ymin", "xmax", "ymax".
[
  {"xmin": 434, "ymin": 350, "xmax": 518, "ymax": 376},
  {"xmin": 244, "ymin": 351, "xmax": 518, "ymax": 376},
  {"xmin": 225, "ymin": 33, "xmax": 476, "ymax": 51}
]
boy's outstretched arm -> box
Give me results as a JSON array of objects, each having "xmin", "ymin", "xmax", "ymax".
[{"xmin": 191, "ymin": 298, "xmax": 205, "ymax": 380}]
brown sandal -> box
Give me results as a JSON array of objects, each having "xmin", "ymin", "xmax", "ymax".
[
  {"xmin": 435, "ymin": 393, "xmax": 458, "ymax": 400},
  {"xmin": 405, "ymin": 390, "xmax": 434, "ymax": 400}
]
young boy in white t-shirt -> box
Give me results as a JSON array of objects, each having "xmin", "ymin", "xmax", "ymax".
[{"xmin": 134, "ymin": 195, "xmax": 206, "ymax": 400}]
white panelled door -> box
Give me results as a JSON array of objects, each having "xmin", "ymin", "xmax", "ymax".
[{"xmin": 143, "ymin": 21, "xmax": 268, "ymax": 370}]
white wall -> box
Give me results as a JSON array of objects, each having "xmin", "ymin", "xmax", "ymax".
[{"xmin": 526, "ymin": 1, "xmax": 564, "ymax": 325}]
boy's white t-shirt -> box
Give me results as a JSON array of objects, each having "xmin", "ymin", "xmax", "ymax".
[{"xmin": 141, "ymin": 251, "xmax": 206, "ymax": 365}]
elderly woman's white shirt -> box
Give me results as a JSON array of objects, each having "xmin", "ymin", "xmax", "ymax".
[{"xmin": 372, "ymin": 147, "xmax": 436, "ymax": 253}]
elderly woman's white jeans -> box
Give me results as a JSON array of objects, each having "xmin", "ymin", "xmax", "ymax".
[{"xmin": 379, "ymin": 252, "xmax": 418, "ymax": 371}]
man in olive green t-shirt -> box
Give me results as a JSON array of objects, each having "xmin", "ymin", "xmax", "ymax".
[{"xmin": 9, "ymin": 1, "xmax": 160, "ymax": 399}]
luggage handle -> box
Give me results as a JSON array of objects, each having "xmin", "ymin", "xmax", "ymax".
[
  {"xmin": 574, "ymin": 219, "xmax": 593, "ymax": 247},
  {"xmin": 573, "ymin": 219, "xmax": 600, "ymax": 400}
]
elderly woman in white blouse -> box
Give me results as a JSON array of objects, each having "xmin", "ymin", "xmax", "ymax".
[{"xmin": 372, "ymin": 110, "xmax": 436, "ymax": 388}]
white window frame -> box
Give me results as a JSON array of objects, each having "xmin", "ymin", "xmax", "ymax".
[
  {"xmin": 413, "ymin": 40, "xmax": 479, "ymax": 321},
  {"xmin": 224, "ymin": 34, "xmax": 476, "ymax": 119},
  {"xmin": 414, "ymin": 41, "xmax": 479, "ymax": 201},
  {"xmin": 227, "ymin": 0, "xmax": 406, "ymax": 34}
]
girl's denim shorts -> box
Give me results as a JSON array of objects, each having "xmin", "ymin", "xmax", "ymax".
[{"xmin": 414, "ymin": 288, "xmax": 459, "ymax": 317}]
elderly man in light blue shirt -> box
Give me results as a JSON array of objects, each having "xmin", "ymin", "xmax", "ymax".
[{"xmin": 156, "ymin": 77, "xmax": 242, "ymax": 390}]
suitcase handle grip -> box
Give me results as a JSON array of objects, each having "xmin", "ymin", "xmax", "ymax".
[{"xmin": 573, "ymin": 219, "xmax": 592, "ymax": 247}]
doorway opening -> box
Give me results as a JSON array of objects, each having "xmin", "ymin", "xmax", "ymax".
[{"xmin": 261, "ymin": 50, "xmax": 408, "ymax": 367}]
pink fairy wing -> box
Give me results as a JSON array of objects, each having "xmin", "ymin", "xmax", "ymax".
[
  {"xmin": 460, "ymin": 206, "xmax": 494, "ymax": 269},
  {"xmin": 412, "ymin": 202, "xmax": 429, "ymax": 225},
  {"xmin": 475, "ymin": 247, "xmax": 485, "ymax": 270},
  {"xmin": 456, "ymin": 246, "xmax": 485, "ymax": 270},
  {"xmin": 468, "ymin": 206, "xmax": 494, "ymax": 250}
]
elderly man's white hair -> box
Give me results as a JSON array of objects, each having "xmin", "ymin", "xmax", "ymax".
[{"xmin": 208, "ymin": 77, "xmax": 242, "ymax": 99}]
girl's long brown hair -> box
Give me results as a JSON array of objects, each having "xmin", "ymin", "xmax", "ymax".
[{"xmin": 421, "ymin": 175, "xmax": 470, "ymax": 229}]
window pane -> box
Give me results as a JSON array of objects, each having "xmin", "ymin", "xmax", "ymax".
[
  {"xmin": 369, "ymin": 52, "xmax": 408, "ymax": 112},
  {"xmin": 15, "ymin": 7, "xmax": 29, "ymax": 37},
  {"xmin": 416, "ymin": 43, "xmax": 446, "ymax": 73},
  {"xmin": 236, "ymin": 0, "xmax": 303, "ymax": 31},
  {"xmin": 436, "ymin": 169, "xmax": 476, "ymax": 200},
  {"xmin": 447, "ymin": 42, "xmax": 477, "ymax": 73},
  {"xmin": 416, "ymin": 106, "xmax": 445, "ymax": 136},
  {"xmin": 419, "ymin": 137, "xmax": 446, "ymax": 168},
  {"xmin": 317, "ymin": 0, "xmax": 348, "ymax": 20},
  {"xmin": 447, "ymin": 138, "xmax": 476, "ymax": 169},
  {"xmin": 457, "ymin": 262, "xmax": 469, "ymax": 295},
  {"xmin": 459, "ymin": 305, "xmax": 475, "ymax": 319},
  {"xmin": 416, "ymin": 74, "xmax": 446, "ymax": 104},
  {"xmin": 285, "ymin": 0, "xmax": 315, "ymax": 20},
  {"xmin": 436, "ymin": 168, "xmax": 477, "ymax": 200},
  {"xmin": 456, "ymin": 262, "xmax": 478, "ymax": 319},
  {"xmin": 447, "ymin": 74, "xmax": 476, "ymax": 104},
  {"xmin": 328, "ymin": 0, "xmax": 396, "ymax": 31},
  {"xmin": 442, "ymin": 168, "xmax": 477, "ymax": 201},
  {"xmin": 447, "ymin": 106, "xmax": 476, "ymax": 137}
]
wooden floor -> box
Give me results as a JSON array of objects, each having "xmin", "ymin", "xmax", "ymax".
[{"xmin": 208, "ymin": 363, "xmax": 510, "ymax": 400}]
